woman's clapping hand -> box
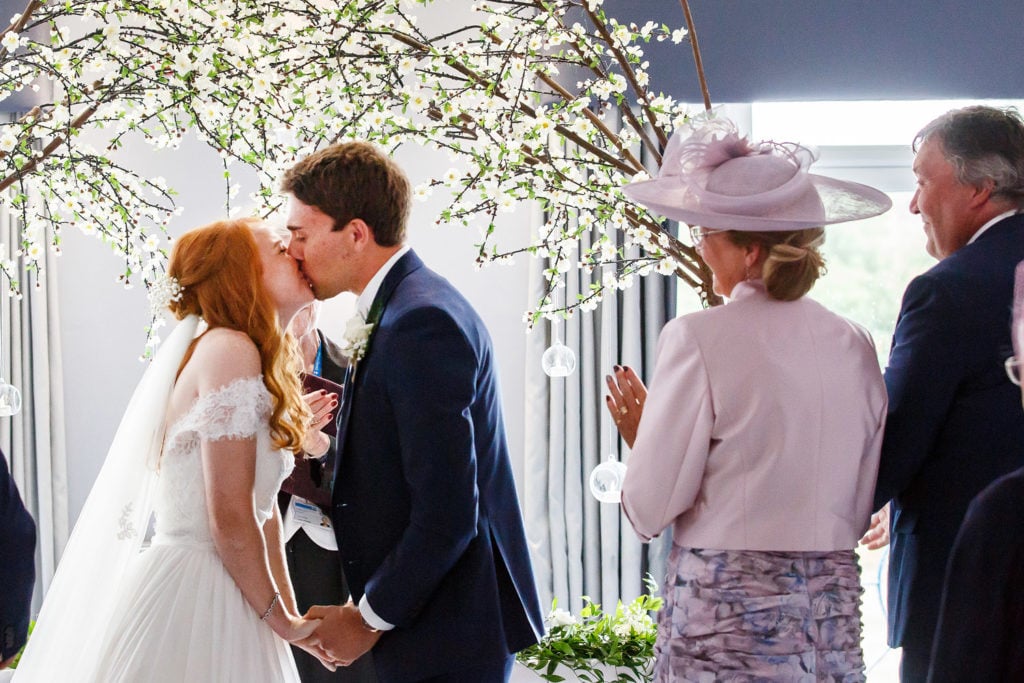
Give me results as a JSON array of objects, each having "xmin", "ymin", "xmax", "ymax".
[{"xmin": 605, "ymin": 365, "xmax": 646, "ymax": 448}]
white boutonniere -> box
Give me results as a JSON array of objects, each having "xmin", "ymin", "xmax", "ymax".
[{"xmin": 340, "ymin": 312, "xmax": 375, "ymax": 363}]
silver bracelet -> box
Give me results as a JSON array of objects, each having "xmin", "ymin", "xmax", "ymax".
[{"xmin": 261, "ymin": 592, "xmax": 280, "ymax": 621}]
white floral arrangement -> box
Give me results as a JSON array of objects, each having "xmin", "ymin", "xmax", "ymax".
[{"xmin": 517, "ymin": 577, "xmax": 663, "ymax": 683}]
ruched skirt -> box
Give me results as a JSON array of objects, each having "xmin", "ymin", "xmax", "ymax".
[{"xmin": 654, "ymin": 545, "xmax": 865, "ymax": 682}]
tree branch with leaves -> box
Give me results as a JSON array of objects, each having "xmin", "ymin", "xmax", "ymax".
[{"xmin": 0, "ymin": 0, "xmax": 717, "ymax": 350}]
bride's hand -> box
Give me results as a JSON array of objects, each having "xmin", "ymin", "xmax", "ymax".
[
  {"xmin": 284, "ymin": 615, "xmax": 321, "ymax": 643},
  {"xmin": 293, "ymin": 632, "xmax": 338, "ymax": 672},
  {"xmin": 302, "ymin": 390, "xmax": 337, "ymax": 457}
]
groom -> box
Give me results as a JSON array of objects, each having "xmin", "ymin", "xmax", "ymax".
[{"xmin": 283, "ymin": 142, "xmax": 544, "ymax": 682}]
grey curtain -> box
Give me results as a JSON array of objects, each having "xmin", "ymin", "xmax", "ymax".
[
  {"xmin": 1, "ymin": 192, "xmax": 68, "ymax": 613},
  {"xmin": 522, "ymin": 205, "xmax": 676, "ymax": 614}
]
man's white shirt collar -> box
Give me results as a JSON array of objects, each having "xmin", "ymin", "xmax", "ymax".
[
  {"xmin": 968, "ymin": 209, "xmax": 1019, "ymax": 245},
  {"xmin": 356, "ymin": 245, "xmax": 411, "ymax": 318}
]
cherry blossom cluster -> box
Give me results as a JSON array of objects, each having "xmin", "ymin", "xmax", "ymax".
[{"xmin": 0, "ymin": 0, "xmax": 715, "ymax": 350}]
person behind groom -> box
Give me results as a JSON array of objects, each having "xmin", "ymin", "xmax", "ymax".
[
  {"xmin": 279, "ymin": 301, "xmax": 377, "ymax": 683},
  {"xmin": 866, "ymin": 105, "xmax": 1024, "ymax": 682},
  {"xmin": 283, "ymin": 142, "xmax": 544, "ymax": 682}
]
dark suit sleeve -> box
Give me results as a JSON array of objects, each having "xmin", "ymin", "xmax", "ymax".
[
  {"xmin": 874, "ymin": 272, "xmax": 966, "ymax": 510},
  {"xmin": 363, "ymin": 306, "xmax": 481, "ymax": 628},
  {"xmin": 318, "ymin": 331, "xmax": 348, "ymax": 491},
  {"xmin": 927, "ymin": 482, "xmax": 1021, "ymax": 682},
  {"xmin": 1, "ymin": 452, "xmax": 36, "ymax": 662}
]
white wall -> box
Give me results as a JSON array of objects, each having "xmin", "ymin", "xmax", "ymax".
[{"xmin": 58, "ymin": 134, "xmax": 532, "ymax": 524}]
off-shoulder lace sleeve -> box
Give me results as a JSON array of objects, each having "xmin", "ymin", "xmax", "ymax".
[{"xmin": 173, "ymin": 375, "xmax": 272, "ymax": 443}]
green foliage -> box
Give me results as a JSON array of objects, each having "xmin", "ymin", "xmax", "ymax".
[{"xmin": 517, "ymin": 579, "xmax": 663, "ymax": 683}]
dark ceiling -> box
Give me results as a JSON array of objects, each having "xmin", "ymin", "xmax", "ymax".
[{"xmin": 605, "ymin": 0, "xmax": 1023, "ymax": 103}]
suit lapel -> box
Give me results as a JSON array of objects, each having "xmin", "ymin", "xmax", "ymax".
[{"xmin": 330, "ymin": 250, "xmax": 424, "ymax": 498}]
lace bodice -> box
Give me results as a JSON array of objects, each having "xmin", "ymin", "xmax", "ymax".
[{"xmin": 152, "ymin": 376, "xmax": 293, "ymax": 545}]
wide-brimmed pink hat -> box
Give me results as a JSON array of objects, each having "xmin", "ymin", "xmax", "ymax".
[{"xmin": 623, "ymin": 118, "xmax": 892, "ymax": 231}]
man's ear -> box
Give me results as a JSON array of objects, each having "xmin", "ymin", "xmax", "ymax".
[
  {"xmin": 347, "ymin": 218, "xmax": 375, "ymax": 247},
  {"xmin": 968, "ymin": 179, "xmax": 995, "ymax": 209}
]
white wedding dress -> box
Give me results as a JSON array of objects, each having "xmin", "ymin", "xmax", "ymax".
[
  {"xmin": 86, "ymin": 376, "xmax": 300, "ymax": 682},
  {"xmin": 15, "ymin": 318, "xmax": 302, "ymax": 683}
]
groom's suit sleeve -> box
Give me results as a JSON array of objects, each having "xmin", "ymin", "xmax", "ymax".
[{"xmin": 362, "ymin": 305, "xmax": 484, "ymax": 628}]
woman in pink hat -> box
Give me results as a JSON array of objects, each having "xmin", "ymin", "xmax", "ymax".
[{"xmin": 607, "ymin": 118, "xmax": 891, "ymax": 681}]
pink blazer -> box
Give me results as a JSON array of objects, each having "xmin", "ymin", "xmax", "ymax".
[{"xmin": 622, "ymin": 280, "xmax": 887, "ymax": 552}]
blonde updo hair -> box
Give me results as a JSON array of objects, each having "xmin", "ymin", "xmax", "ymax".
[
  {"xmin": 167, "ymin": 217, "xmax": 310, "ymax": 453},
  {"xmin": 727, "ymin": 228, "xmax": 827, "ymax": 301}
]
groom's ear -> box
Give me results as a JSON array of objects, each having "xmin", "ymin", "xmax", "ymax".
[{"xmin": 347, "ymin": 218, "xmax": 375, "ymax": 248}]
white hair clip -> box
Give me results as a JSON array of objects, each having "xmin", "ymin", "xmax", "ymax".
[{"xmin": 147, "ymin": 272, "xmax": 184, "ymax": 317}]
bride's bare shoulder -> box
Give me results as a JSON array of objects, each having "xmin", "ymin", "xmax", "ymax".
[{"xmin": 185, "ymin": 327, "xmax": 261, "ymax": 392}]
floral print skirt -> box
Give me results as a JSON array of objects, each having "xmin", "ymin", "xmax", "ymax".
[{"xmin": 654, "ymin": 545, "xmax": 865, "ymax": 683}]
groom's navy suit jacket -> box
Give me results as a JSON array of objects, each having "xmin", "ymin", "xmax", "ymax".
[
  {"xmin": 873, "ymin": 214, "xmax": 1024, "ymax": 663},
  {"xmin": 330, "ymin": 250, "xmax": 543, "ymax": 682}
]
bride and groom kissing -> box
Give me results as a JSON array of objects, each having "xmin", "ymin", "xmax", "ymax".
[{"xmin": 15, "ymin": 142, "xmax": 544, "ymax": 682}]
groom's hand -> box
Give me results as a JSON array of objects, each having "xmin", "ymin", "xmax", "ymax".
[
  {"xmin": 306, "ymin": 602, "xmax": 382, "ymax": 667},
  {"xmin": 292, "ymin": 634, "xmax": 338, "ymax": 673}
]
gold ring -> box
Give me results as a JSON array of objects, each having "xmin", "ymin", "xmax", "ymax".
[{"xmin": 619, "ymin": 406, "xmax": 628, "ymax": 415}]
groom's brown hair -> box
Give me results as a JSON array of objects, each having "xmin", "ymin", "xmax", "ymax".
[{"xmin": 282, "ymin": 141, "xmax": 410, "ymax": 246}]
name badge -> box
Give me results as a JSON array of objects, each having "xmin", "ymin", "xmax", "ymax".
[{"xmin": 291, "ymin": 497, "xmax": 333, "ymax": 531}]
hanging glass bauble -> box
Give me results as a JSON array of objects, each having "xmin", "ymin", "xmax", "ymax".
[
  {"xmin": 589, "ymin": 457, "xmax": 627, "ymax": 503},
  {"xmin": 541, "ymin": 339, "xmax": 576, "ymax": 377},
  {"xmin": 0, "ymin": 380, "xmax": 21, "ymax": 416}
]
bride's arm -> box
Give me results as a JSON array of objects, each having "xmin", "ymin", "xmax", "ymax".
[
  {"xmin": 203, "ymin": 432, "xmax": 315, "ymax": 642},
  {"xmin": 264, "ymin": 501, "xmax": 299, "ymax": 616},
  {"xmin": 192, "ymin": 329, "xmax": 315, "ymax": 643}
]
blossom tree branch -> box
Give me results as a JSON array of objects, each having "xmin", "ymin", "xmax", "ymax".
[
  {"xmin": 0, "ymin": 0, "xmax": 722, "ymax": 347},
  {"xmin": 679, "ymin": 0, "xmax": 712, "ymax": 112}
]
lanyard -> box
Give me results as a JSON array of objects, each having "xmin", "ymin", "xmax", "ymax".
[{"xmin": 313, "ymin": 341, "xmax": 324, "ymax": 378}]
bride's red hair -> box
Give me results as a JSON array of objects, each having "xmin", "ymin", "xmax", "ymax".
[{"xmin": 167, "ymin": 217, "xmax": 309, "ymax": 453}]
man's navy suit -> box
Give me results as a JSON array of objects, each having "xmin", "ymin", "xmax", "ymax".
[
  {"xmin": 874, "ymin": 214, "xmax": 1024, "ymax": 680},
  {"xmin": 927, "ymin": 466, "xmax": 1024, "ymax": 682},
  {"xmin": 1, "ymin": 449, "xmax": 35, "ymax": 665},
  {"xmin": 330, "ymin": 250, "xmax": 544, "ymax": 682}
]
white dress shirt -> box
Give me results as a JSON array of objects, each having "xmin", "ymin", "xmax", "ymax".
[
  {"xmin": 356, "ymin": 245, "xmax": 411, "ymax": 317},
  {"xmin": 967, "ymin": 209, "xmax": 1019, "ymax": 246}
]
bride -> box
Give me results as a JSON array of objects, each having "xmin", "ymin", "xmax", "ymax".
[{"xmin": 15, "ymin": 218, "xmax": 336, "ymax": 681}]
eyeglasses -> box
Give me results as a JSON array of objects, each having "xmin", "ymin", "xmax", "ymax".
[
  {"xmin": 1005, "ymin": 356, "xmax": 1023, "ymax": 386},
  {"xmin": 688, "ymin": 226, "xmax": 727, "ymax": 248}
]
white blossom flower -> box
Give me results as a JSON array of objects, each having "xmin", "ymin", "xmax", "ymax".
[
  {"xmin": 548, "ymin": 608, "xmax": 577, "ymax": 627},
  {"xmin": 1, "ymin": 31, "xmax": 19, "ymax": 51}
]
